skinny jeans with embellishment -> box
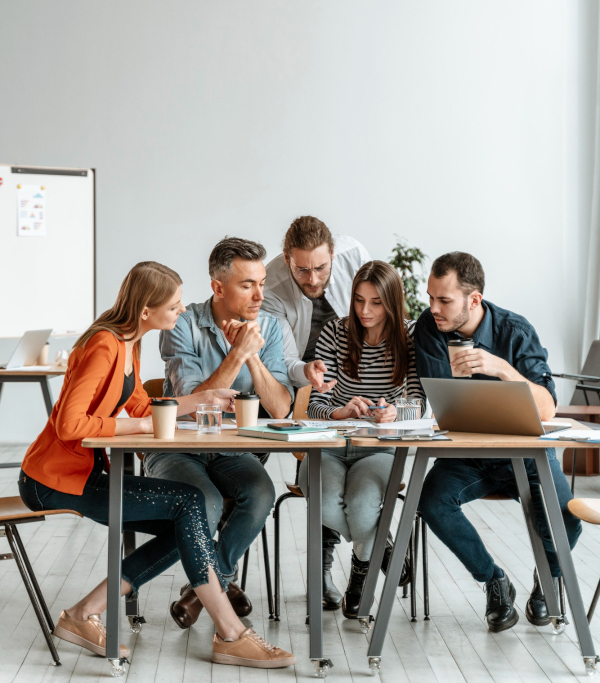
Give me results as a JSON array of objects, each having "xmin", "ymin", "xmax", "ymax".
[
  {"xmin": 418, "ymin": 452, "xmax": 582, "ymax": 582},
  {"xmin": 298, "ymin": 442, "xmax": 396, "ymax": 562},
  {"xmin": 18, "ymin": 451, "xmax": 227, "ymax": 593}
]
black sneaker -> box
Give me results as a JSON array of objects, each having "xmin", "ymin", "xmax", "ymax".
[{"xmin": 485, "ymin": 571, "xmax": 519, "ymax": 633}]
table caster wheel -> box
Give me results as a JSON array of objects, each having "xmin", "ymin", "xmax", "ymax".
[
  {"xmin": 312, "ymin": 658, "xmax": 333, "ymax": 678},
  {"xmin": 109, "ymin": 658, "xmax": 128, "ymax": 677},
  {"xmin": 128, "ymin": 615, "xmax": 146, "ymax": 633},
  {"xmin": 584, "ymin": 657, "xmax": 598, "ymax": 677},
  {"xmin": 368, "ymin": 657, "xmax": 381, "ymax": 674},
  {"xmin": 551, "ymin": 617, "xmax": 565, "ymax": 635},
  {"xmin": 358, "ymin": 616, "xmax": 373, "ymax": 634}
]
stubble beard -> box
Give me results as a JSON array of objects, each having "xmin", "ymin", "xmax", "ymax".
[{"xmin": 437, "ymin": 297, "xmax": 470, "ymax": 333}]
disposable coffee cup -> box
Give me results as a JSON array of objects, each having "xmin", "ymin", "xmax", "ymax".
[
  {"xmin": 37, "ymin": 342, "xmax": 49, "ymax": 365},
  {"xmin": 150, "ymin": 398, "xmax": 179, "ymax": 439},
  {"xmin": 448, "ymin": 338, "xmax": 474, "ymax": 378},
  {"xmin": 234, "ymin": 392, "xmax": 260, "ymax": 428}
]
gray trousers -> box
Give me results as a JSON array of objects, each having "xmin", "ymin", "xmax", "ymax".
[{"xmin": 299, "ymin": 442, "xmax": 395, "ymax": 562}]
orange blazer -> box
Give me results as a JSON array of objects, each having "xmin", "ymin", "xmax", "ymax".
[{"xmin": 22, "ymin": 331, "xmax": 152, "ymax": 495}]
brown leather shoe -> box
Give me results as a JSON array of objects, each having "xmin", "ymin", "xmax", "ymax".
[
  {"xmin": 170, "ymin": 581, "xmax": 252, "ymax": 629},
  {"xmin": 212, "ymin": 628, "xmax": 296, "ymax": 668}
]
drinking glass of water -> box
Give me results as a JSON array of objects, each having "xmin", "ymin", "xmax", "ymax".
[
  {"xmin": 196, "ymin": 404, "xmax": 222, "ymax": 434},
  {"xmin": 394, "ymin": 397, "xmax": 422, "ymax": 422}
]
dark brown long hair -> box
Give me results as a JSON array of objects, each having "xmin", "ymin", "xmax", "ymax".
[
  {"xmin": 342, "ymin": 260, "xmax": 409, "ymax": 385},
  {"xmin": 74, "ymin": 261, "xmax": 183, "ymax": 356}
]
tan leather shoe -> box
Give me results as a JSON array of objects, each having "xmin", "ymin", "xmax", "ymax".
[
  {"xmin": 212, "ymin": 628, "xmax": 296, "ymax": 668},
  {"xmin": 53, "ymin": 610, "xmax": 131, "ymax": 658}
]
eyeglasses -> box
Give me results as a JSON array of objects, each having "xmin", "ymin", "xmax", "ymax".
[{"xmin": 290, "ymin": 260, "xmax": 332, "ymax": 281}]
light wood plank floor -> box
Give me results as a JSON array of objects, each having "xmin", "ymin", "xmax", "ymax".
[{"xmin": 1, "ymin": 443, "xmax": 599, "ymax": 682}]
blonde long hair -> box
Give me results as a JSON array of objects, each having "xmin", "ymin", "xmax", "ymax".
[{"xmin": 75, "ymin": 261, "xmax": 183, "ymax": 355}]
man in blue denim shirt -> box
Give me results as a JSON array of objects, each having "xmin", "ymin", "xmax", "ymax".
[
  {"xmin": 145, "ymin": 238, "xmax": 293, "ymax": 627},
  {"xmin": 415, "ymin": 252, "xmax": 581, "ymax": 634}
]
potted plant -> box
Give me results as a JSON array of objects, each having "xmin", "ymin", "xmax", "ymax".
[{"xmin": 388, "ymin": 238, "xmax": 428, "ymax": 320}]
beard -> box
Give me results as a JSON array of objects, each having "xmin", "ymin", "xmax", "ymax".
[
  {"xmin": 435, "ymin": 297, "xmax": 470, "ymax": 333},
  {"xmin": 296, "ymin": 274, "xmax": 331, "ymax": 300}
]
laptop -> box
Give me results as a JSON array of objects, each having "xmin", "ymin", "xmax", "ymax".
[
  {"xmin": 421, "ymin": 378, "xmax": 571, "ymax": 437},
  {"xmin": 0, "ymin": 329, "xmax": 52, "ymax": 369}
]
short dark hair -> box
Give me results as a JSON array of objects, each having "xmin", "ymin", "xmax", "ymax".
[
  {"xmin": 283, "ymin": 216, "xmax": 334, "ymax": 255},
  {"xmin": 431, "ymin": 252, "xmax": 485, "ymax": 295},
  {"xmin": 209, "ymin": 237, "xmax": 266, "ymax": 281}
]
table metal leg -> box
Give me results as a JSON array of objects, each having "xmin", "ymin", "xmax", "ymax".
[
  {"xmin": 39, "ymin": 378, "xmax": 54, "ymax": 417},
  {"xmin": 358, "ymin": 447, "xmax": 408, "ymax": 622},
  {"xmin": 106, "ymin": 448, "xmax": 124, "ymax": 663},
  {"xmin": 367, "ymin": 449, "xmax": 430, "ymax": 660},
  {"xmin": 511, "ymin": 457, "xmax": 561, "ymax": 618},
  {"xmin": 306, "ymin": 447, "xmax": 330, "ymax": 675},
  {"xmin": 533, "ymin": 450, "xmax": 598, "ymax": 670}
]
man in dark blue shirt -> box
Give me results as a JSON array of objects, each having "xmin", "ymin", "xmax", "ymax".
[{"xmin": 415, "ymin": 252, "xmax": 581, "ymax": 633}]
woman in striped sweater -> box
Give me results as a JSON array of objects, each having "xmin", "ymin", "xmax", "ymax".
[{"xmin": 299, "ymin": 260, "xmax": 425, "ymax": 618}]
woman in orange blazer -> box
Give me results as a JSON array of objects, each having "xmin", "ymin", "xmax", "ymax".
[{"xmin": 19, "ymin": 261, "xmax": 295, "ymax": 670}]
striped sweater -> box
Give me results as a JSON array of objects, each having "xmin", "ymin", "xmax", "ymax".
[{"xmin": 307, "ymin": 317, "xmax": 426, "ymax": 420}]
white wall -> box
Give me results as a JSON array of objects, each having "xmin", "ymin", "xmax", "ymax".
[{"xmin": 0, "ymin": 0, "xmax": 594, "ymax": 441}]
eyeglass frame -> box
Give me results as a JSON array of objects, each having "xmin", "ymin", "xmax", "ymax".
[{"xmin": 288, "ymin": 258, "xmax": 332, "ymax": 281}]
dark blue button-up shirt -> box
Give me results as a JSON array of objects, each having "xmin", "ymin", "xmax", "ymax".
[
  {"xmin": 414, "ymin": 300, "xmax": 556, "ymax": 477},
  {"xmin": 414, "ymin": 300, "xmax": 556, "ymax": 403}
]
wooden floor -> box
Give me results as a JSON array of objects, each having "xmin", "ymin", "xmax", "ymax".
[{"xmin": 1, "ymin": 443, "xmax": 600, "ymax": 682}]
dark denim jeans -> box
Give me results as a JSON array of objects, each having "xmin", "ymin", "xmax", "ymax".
[
  {"xmin": 18, "ymin": 451, "xmax": 227, "ymax": 593},
  {"xmin": 418, "ymin": 452, "xmax": 582, "ymax": 582},
  {"xmin": 144, "ymin": 450, "xmax": 275, "ymax": 581}
]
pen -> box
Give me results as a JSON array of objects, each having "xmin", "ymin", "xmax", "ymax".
[{"xmin": 368, "ymin": 406, "xmax": 387, "ymax": 410}]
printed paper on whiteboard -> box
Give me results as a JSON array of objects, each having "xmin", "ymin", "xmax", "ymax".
[{"xmin": 17, "ymin": 185, "xmax": 46, "ymax": 237}]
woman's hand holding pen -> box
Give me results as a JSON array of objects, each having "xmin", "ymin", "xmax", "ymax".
[{"xmin": 368, "ymin": 398, "xmax": 396, "ymax": 423}]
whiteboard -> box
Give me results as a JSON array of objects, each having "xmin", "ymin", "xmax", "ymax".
[{"xmin": 0, "ymin": 165, "xmax": 95, "ymax": 337}]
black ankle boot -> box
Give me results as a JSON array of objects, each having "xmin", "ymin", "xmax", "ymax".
[
  {"xmin": 526, "ymin": 570, "xmax": 558, "ymax": 626},
  {"xmin": 381, "ymin": 538, "xmax": 411, "ymax": 587},
  {"xmin": 322, "ymin": 545, "xmax": 342, "ymax": 610},
  {"xmin": 485, "ymin": 570, "xmax": 519, "ymax": 633},
  {"xmin": 342, "ymin": 553, "xmax": 369, "ymax": 619}
]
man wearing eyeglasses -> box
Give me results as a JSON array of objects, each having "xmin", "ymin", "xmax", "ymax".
[
  {"xmin": 263, "ymin": 216, "xmax": 370, "ymax": 391},
  {"xmin": 262, "ymin": 216, "xmax": 370, "ymax": 610}
]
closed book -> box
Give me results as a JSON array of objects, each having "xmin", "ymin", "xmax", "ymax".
[{"xmin": 237, "ymin": 426, "xmax": 339, "ymax": 441}]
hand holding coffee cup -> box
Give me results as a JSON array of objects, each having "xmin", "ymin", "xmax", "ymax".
[
  {"xmin": 150, "ymin": 398, "xmax": 179, "ymax": 439},
  {"xmin": 447, "ymin": 339, "xmax": 474, "ymax": 377},
  {"xmin": 450, "ymin": 347, "xmax": 511, "ymax": 379}
]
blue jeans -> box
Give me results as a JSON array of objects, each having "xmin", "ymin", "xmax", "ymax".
[
  {"xmin": 298, "ymin": 442, "xmax": 396, "ymax": 562},
  {"xmin": 18, "ymin": 451, "xmax": 227, "ymax": 593},
  {"xmin": 418, "ymin": 452, "xmax": 582, "ymax": 582},
  {"xmin": 144, "ymin": 451, "xmax": 275, "ymax": 581}
]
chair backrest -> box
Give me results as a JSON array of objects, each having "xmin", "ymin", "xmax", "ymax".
[
  {"xmin": 571, "ymin": 341, "xmax": 600, "ymax": 406},
  {"xmin": 144, "ymin": 378, "xmax": 165, "ymax": 399},
  {"xmin": 291, "ymin": 385, "xmax": 312, "ymax": 461},
  {"xmin": 292, "ymin": 385, "xmax": 311, "ymax": 421}
]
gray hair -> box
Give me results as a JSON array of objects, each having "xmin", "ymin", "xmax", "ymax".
[{"xmin": 209, "ymin": 237, "xmax": 267, "ymax": 281}]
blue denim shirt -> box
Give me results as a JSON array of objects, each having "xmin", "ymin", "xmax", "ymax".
[
  {"xmin": 414, "ymin": 300, "xmax": 556, "ymax": 476},
  {"xmin": 159, "ymin": 298, "xmax": 294, "ymax": 408}
]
